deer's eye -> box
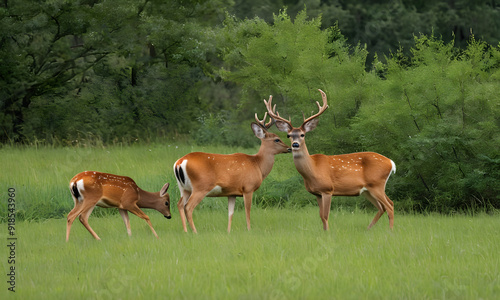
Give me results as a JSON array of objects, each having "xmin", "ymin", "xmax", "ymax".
[
  {"xmin": 165, "ymin": 201, "xmax": 169, "ymax": 206},
  {"xmin": 300, "ymin": 134, "xmax": 305, "ymax": 137},
  {"xmin": 286, "ymin": 135, "xmax": 290, "ymax": 138},
  {"xmin": 274, "ymin": 139, "xmax": 280, "ymax": 143}
]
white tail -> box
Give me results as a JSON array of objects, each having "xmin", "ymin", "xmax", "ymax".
[
  {"xmin": 173, "ymin": 112, "xmax": 291, "ymax": 233},
  {"xmin": 265, "ymin": 90, "xmax": 396, "ymax": 230},
  {"xmin": 66, "ymin": 171, "xmax": 171, "ymax": 241}
]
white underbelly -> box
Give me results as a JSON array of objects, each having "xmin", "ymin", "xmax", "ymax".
[
  {"xmin": 206, "ymin": 185, "xmax": 223, "ymax": 196},
  {"xmin": 96, "ymin": 199, "xmax": 115, "ymax": 208}
]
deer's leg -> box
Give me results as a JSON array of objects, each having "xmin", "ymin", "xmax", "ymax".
[
  {"xmin": 316, "ymin": 194, "xmax": 331, "ymax": 231},
  {"xmin": 383, "ymin": 194, "xmax": 394, "ymax": 229},
  {"xmin": 316, "ymin": 195, "xmax": 324, "ymax": 229},
  {"xmin": 66, "ymin": 203, "xmax": 84, "ymax": 242},
  {"xmin": 78, "ymin": 204, "xmax": 100, "ymax": 240},
  {"xmin": 125, "ymin": 204, "xmax": 159, "ymax": 239},
  {"xmin": 184, "ymin": 191, "xmax": 206, "ymax": 234},
  {"xmin": 227, "ymin": 196, "xmax": 236, "ymax": 233},
  {"xmin": 385, "ymin": 194, "xmax": 394, "ymax": 207},
  {"xmin": 118, "ymin": 209, "xmax": 131, "ymax": 236},
  {"xmin": 364, "ymin": 192, "xmax": 384, "ymax": 230},
  {"xmin": 243, "ymin": 192, "xmax": 253, "ymax": 231},
  {"xmin": 177, "ymin": 190, "xmax": 191, "ymax": 233},
  {"xmin": 363, "ymin": 189, "xmax": 394, "ymax": 230},
  {"xmin": 321, "ymin": 194, "xmax": 332, "ymax": 231}
]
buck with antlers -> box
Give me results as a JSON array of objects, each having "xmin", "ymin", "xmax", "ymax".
[
  {"xmin": 173, "ymin": 112, "xmax": 291, "ymax": 233},
  {"xmin": 265, "ymin": 89, "xmax": 396, "ymax": 230},
  {"xmin": 66, "ymin": 171, "xmax": 171, "ymax": 241}
]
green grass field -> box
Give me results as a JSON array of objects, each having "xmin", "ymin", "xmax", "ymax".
[
  {"xmin": 2, "ymin": 209, "xmax": 500, "ymax": 299},
  {"xmin": 1, "ymin": 144, "xmax": 499, "ymax": 299}
]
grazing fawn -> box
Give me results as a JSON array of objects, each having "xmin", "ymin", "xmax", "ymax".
[{"xmin": 66, "ymin": 171, "xmax": 171, "ymax": 241}]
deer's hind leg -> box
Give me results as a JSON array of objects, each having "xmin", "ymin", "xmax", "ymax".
[
  {"xmin": 362, "ymin": 189, "xmax": 394, "ymax": 230},
  {"xmin": 177, "ymin": 189, "xmax": 191, "ymax": 233},
  {"xmin": 78, "ymin": 203, "xmax": 100, "ymax": 240}
]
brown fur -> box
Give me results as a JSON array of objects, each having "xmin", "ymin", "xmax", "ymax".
[
  {"xmin": 174, "ymin": 122, "xmax": 290, "ymax": 233},
  {"xmin": 66, "ymin": 171, "xmax": 171, "ymax": 241}
]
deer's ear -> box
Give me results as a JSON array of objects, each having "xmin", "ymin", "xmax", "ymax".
[
  {"xmin": 160, "ymin": 183, "xmax": 170, "ymax": 196},
  {"xmin": 302, "ymin": 118, "xmax": 319, "ymax": 133},
  {"xmin": 251, "ymin": 123, "xmax": 266, "ymax": 139},
  {"xmin": 274, "ymin": 120, "xmax": 292, "ymax": 132}
]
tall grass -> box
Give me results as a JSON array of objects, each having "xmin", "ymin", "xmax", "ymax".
[
  {"xmin": 1, "ymin": 143, "xmax": 407, "ymax": 222},
  {"xmin": 2, "ymin": 144, "xmax": 499, "ymax": 298},
  {"xmin": 1, "ymin": 143, "xmax": 282, "ymax": 221},
  {"xmin": 2, "ymin": 208, "xmax": 499, "ymax": 299}
]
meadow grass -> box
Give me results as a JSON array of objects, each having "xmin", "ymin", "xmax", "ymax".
[
  {"xmin": 1, "ymin": 207, "xmax": 499, "ymax": 299},
  {"xmin": 1, "ymin": 144, "xmax": 499, "ymax": 299},
  {"xmin": 0, "ymin": 143, "xmax": 288, "ymax": 220}
]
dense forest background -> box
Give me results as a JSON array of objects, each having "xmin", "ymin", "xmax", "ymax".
[{"xmin": 1, "ymin": 0, "xmax": 499, "ymax": 212}]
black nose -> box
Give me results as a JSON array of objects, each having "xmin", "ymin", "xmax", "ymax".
[
  {"xmin": 292, "ymin": 142, "xmax": 299, "ymax": 148},
  {"xmin": 165, "ymin": 215, "xmax": 172, "ymax": 219}
]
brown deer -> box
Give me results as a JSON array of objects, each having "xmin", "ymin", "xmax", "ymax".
[
  {"xmin": 265, "ymin": 89, "xmax": 396, "ymax": 230},
  {"xmin": 66, "ymin": 171, "xmax": 171, "ymax": 241},
  {"xmin": 173, "ymin": 112, "xmax": 291, "ymax": 233}
]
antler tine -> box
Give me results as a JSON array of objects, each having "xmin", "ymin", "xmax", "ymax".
[
  {"xmin": 302, "ymin": 89, "xmax": 329, "ymax": 124},
  {"xmin": 264, "ymin": 95, "xmax": 293, "ymax": 127},
  {"xmin": 254, "ymin": 111, "xmax": 274, "ymax": 129}
]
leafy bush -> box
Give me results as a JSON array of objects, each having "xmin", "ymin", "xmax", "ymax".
[{"xmin": 218, "ymin": 11, "xmax": 500, "ymax": 213}]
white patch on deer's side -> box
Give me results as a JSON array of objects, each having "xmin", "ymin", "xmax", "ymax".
[
  {"xmin": 206, "ymin": 185, "xmax": 222, "ymax": 197},
  {"xmin": 174, "ymin": 159, "xmax": 194, "ymax": 207},
  {"xmin": 76, "ymin": 179, "xmax": 85, "ymax": 202},
  {"xmin": 177, "ymin": 159, "xmax": 191, "ymax": 188},
  {"xmin": 390, "ymin": 160, "xmax": 396, "ymax": 175},
  {"xmin": 96, "ymin": 199, "xmax": 114, "ymax": 208},
  {"xmin": 385, "ymin": 159, "xmax": 397, "ymax": 186},
  {"xmin": 76, "ymin": 179, "xmax": 85, "ymax": 191},
  {"xmin": 359, "ymin": 187, "xmax": 368, "ymax": 196},
  {"xmin": 70, "ymin": 182, "xmax": 78, "ymax": 204}
]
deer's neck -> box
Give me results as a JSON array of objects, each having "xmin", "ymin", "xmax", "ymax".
[
  {"xmin": 292, "ymin": 145, "xmax": 316, "ymax": 180},
  {"xmin": 137, "ymin": 189, "xmax": 161, "ymax": 209},
  {"xmin": 255, "ymin": 145, "xmax": 276, "ymax": 180}
]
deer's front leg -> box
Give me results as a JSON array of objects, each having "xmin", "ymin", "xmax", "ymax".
[
  {"xmin": 227, "ymin": 196, "xmax": 236, "ymax": 233},
  {"xmin": 316, "ymin": 194, "xmax": 332, "ymax": 231},
  {"xmin": 118, "ymin": 209, "xmax": 131, "ymax": 236},
  {"xmin": 243, "ymin": 192, "xmax": 253, "ymax": 231}
]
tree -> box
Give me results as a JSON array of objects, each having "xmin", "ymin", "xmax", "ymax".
[
  {"xmin": 0, "ymin": 0, "xmax": 229, "ymax": 143},
  {"xmin": 218, "ymin": 9, "xmax": 368, "ymax": 152},
  {"xmin": 352, "ymin": 34, "xmax": 500, "ymax": 211}
]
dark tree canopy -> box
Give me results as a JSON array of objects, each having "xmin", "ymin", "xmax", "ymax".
[{"xmin": 1, "ymin": 0, "xmax": 499, "ymax": 212}]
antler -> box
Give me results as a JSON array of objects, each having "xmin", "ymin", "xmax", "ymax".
[
  {"xmin": 302, "ymin": 89, "xmax": 329, "ymax": 124},
  {"xmin": 263, "ymin": 95, "xmax": 293, "ymax": 128},
  {"xmin": 254, "ymin": 111, "xmax": 274, "ymax": 129}
]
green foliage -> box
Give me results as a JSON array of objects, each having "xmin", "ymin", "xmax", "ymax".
[
  {"xmin": 0, "ymin": 0, "xmax": 227, "ymax": 143},
  {"xmin": 218, "ymin": 11, "xmax": 499, "ymax": 212},
  {"xmin": 230, "ymin": 0, "xmax": 500, "ymax": 63},
  {"xmin": 2, "ymin": 2, "xmax": 500, "ymax": 213},
  {"xmin": 255, "ymin": 175, "xmax": 313, "ymax": 208},
  {"xmin": 194, "ymin": 112, "xmax": 259, "ymax": 147},
  {"xmin": 352, "ymin": 34, "xmax": 500, "ymax": 212},
  {"xmin": 218, "ymin": 8, "xmax": 369, "ymax": 154}
]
